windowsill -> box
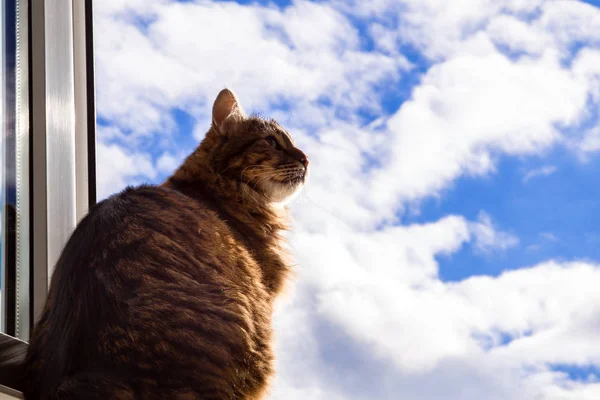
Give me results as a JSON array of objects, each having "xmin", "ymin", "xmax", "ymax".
[{"xmin": 0, "ymin": 384, "xmax": 22, "ymax": 399}]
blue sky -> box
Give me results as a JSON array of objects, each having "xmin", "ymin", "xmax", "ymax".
[
  {"xmin": 423, "ymin": 150, "xmax": 600, "ymax": 281},
  {"xmin": 92, "ymin": 0, "xmax": 600, "ymax": 398}
]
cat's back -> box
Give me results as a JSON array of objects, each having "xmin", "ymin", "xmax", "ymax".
[
  {"xmin": 90, "ymin": 184, "xmax": 240, "ymax": 263},
  {"xmin": 96, "ymin": 184, "xmax": 221, "ymax": 236},
  {"xmin": 24, "ymin": 184, "xmax": 272, "ymax": 399},
  {"xmin": 99, "ymin": 184, "xmax": 260, "ymax": 277},
  {"xmin": 94, "ymin": 185, "xmax": 272, "ymax": 398}
]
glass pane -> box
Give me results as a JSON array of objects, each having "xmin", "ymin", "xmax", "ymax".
[
  {"xmin": 1, "ymin": 0, "xmax": 17, "ymax": 335},
  {"xmin": 1, "ymin": 0, "xmax": 28, "ymax": 339}
]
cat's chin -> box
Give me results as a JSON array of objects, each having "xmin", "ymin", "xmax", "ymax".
[{"xmin": 260, "ymin": 179, "xmax": 304, "ymax": 205}]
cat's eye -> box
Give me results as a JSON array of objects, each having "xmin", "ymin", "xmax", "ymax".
[{"xmin": 266, "ymin": 136, "xmax": 280, "ymax": 150}]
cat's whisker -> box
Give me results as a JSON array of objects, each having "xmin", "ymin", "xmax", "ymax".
[
  {"xmin": 238, "ymin": 167, "xmax": 278, "ymax": 217},
  {"xmin": 239, "ymin": 165, "xmax": 275, "ymax": 178},
  {"xmin": 238, "ymin": 166, "xmax": 265, "ymax": 189},
  {"xmin": 252, "ymin": 173, "xmax": 277, "ymax": 192},
  {"xmin": 214, "ymin": 164, "xmax": 237, "ymax": 182},
  {"xmin": 239, "ymin": 170, "xmax": 277, "ymax": 192},
  {"xmin": 215, "ymin": 163, "xmax": 269, "ymax": 183},
  {"xmin": 239, "ymin": 166, "xmax": 277, "ymax": 185},
  {"xmin": 300, "ymin": 186, "xmax": 347, "ymax": 225}
]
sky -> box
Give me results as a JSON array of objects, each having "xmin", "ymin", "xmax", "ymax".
[{"xmin": 93, "ymin": 0, "xmax": 600, "ymax": 398}]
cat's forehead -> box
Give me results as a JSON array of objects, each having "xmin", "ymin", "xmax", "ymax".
[{"xmin": 244, "ymin": 117, "xmax": 294, "ymax": 142}]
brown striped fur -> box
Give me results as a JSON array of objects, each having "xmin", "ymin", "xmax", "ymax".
[{"xmin": 19, "ymin": 89, "xmax": 309, "ymax": 399}]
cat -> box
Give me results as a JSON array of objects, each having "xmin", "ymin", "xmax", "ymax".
[{"xmin": 0, "ymin": 88, "xmax": 309, "ymax": 399}]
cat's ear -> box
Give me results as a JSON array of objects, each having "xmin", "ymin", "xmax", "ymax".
[{"xmin": 212, "ymin": 88, "xmax": 245, "ymax": 133}]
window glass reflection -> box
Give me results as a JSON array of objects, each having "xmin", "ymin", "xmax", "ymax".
[{"xmin": 1, "ymin": 0, "xmax": 17, "ymax": 336}]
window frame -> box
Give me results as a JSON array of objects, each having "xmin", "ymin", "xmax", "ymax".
[
  {"xmin": 0, "ymin": 0, "xmax": 96, "ymax": 395},
  {"xmin": 1, "ymin": 0, "xmax": 17, "ymax": 338},
  {"xmin": 30, "ymin": 0, "xmax": 97, "ymax": 326}
]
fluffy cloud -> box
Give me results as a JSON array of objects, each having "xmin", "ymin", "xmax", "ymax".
[
  {"xmin": 271, "ymin": 257, "xmax": 600, "ymax": 399},
  {"xmin": 523, "ymin": 165, "xmax": 558, "ymax": 183},
  {"xmin": 96, "ymin": 138, "xmax": 157, "ymax": 199},
  {"xmin": 365, "ymin": 36, "xmax": 593, "ymax": 220},
  {"xmin": 95, "ymin": 0, "xmax": 409, "ymax": 138},
  {"xmin": 577, "ymin": 125, "xmax": 600, "ymax": 155},
  {"xmin": 469, "ymin": 212, "xmax": 519, "ymax": 254},
  {"xmin": 93, "ymin": 0, "xmax": 600, "ymax": 399}
]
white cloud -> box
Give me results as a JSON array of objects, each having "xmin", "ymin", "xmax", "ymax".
[
  {"xmin": 527, "ymin": 232, "xmax": 559, "ymax": 252},
  {"xmin": 156, "ymin": 152, "xmax": 183, "ymax": 174},
  {"xmin": 469, "ymin": 211, "xmax": 520, "ymax": 254},
  {"xmin": 540, "ymin": 1, "xmax": 600, "ymax": 51},
  {"xmin": 340, "ymin": 0, "xmax": 544, "ymax": 60},
  {"xmin": 523, "ymin": 165, "xmax": 558, "ymax": 183},
  {"xmin": 577, "ymin": 125, "xmax": 600, "ymax": 154},
  {"xmin": 366, "ymin": 44, "xmax": 588, "ymax": 219},
  {"xmin": 94, "ymin": 0, "xmax": 409, "ymax": 138},
  {"xmin": 486, "ymin": 14, "xmax": 555, "ymax": 56},
  {"xmin": 96, "ymin": 141, "xmax": 157, "ymax": 199},
  {"xmin": 541, "ymin": 232, "xmax": 559, "ymax": 242},
  {"xmin": 281, "ymin": 251, "xmax": 600, "ymax": 399}
]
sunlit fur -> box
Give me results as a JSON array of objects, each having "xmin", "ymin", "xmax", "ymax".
[
  {"xmin": 165, "ymin": 110, "xmax": 309, "ymax": 297},
  {"xmin": 170, "ymin": 115, "xmax": 308, "ymax": 208}
]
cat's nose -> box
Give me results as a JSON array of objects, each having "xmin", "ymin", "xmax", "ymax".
[
  {"xmin": 291, "ymin": 148, "xmax": 309, "ymax": 169},
  {"xmin": 299, "ymin": 155, "xmax": 309, "ymax": 169}
]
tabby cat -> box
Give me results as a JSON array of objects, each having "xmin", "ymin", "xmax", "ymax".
[{"xmin": 1, "ymin": 88, "xmax": 308, "ymax": 399}]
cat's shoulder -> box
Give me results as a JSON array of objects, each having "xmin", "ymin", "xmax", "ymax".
[
  {"xmin": 89, "ymin": 184, "xmax": 223, "ymax": 228},
  {"xmin": 87, "ymin": 184, "xmax": 198, "ymax": 222},
  {"xmin": 99, "ymin": 184, "xmax": 192, "ymax": 208}
]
